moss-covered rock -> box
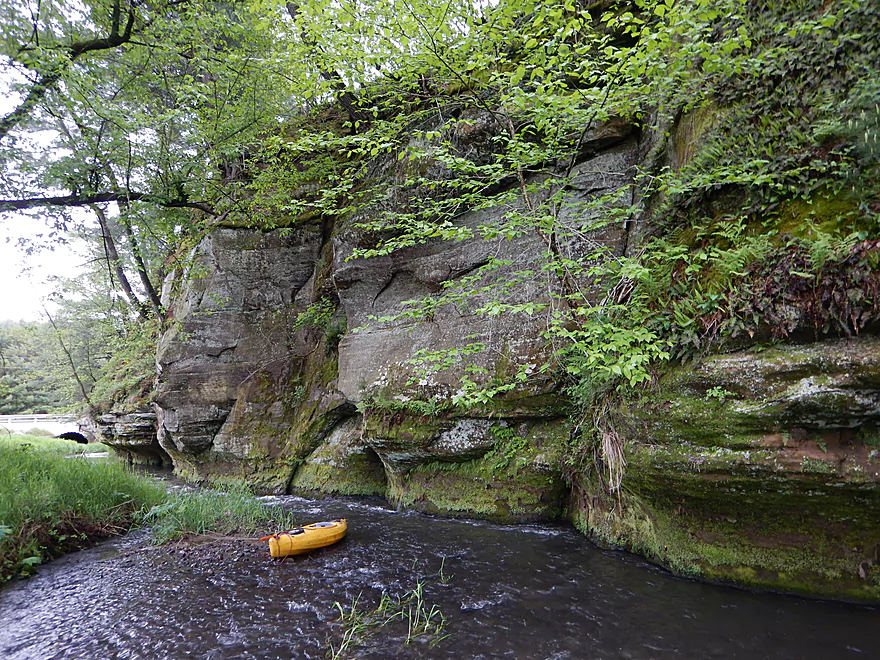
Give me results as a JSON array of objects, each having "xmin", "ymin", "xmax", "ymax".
[
  {"xmin": 571, "ymin": 336, "xmax": 880, "ymax": 602},
  {"xmin": 290, "ymin": 415, "xmax": 387, "ymax": 497},
  {"xmin": 378, "ymin": 417, "xmax": 570, "ymax": 523}
]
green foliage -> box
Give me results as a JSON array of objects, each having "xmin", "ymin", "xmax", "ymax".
[
  {"xmin": 4, "ymin": 0, "xmax": 879, "ymax": 504},
  {"xmin": 357, "ymin": 391, "xmax": 450, "ymax": 419},
  {"xmin": 0, "ymin": 444, "xmax": 166, "ymax": 580},
  {"xmin": 293, "ymin": 299, "xmax": 336, "ymax": 332},
  {"xmin": 0, "ymin": 321, "xmax": 66, "ymax": 413},
  {"xmin": 801, "ymin": 456, "xmax": 835, "ymax": 474},
  {"xmin": 143, "ymin": 484, "xmax": 297, "ymax": 544},
  {"xmin": 705, "ymin": 386, "xmax": 735, "ymax": 403},
  {"xmin": 482, "ymin": 424, "xmax": 530, "ymax": 473},
  {"xmin": 87, "ymin": 318, "xmax": 161, "ymax": 413},
  {"xmin": 218, "ymin": 0, "xmax": 880, "ymax": 445},
  {"xmin": 292, "ymin": 297, "xmax": 348, "ymax": 351}
]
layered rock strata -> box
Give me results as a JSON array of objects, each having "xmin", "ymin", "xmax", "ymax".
[
  {"xmin": 147, "ymin": 113, "xmax": 880, "ymax": 602},
  {"xmin": 573, "ymin": 337, "xmax": 880, "ymax": 601},
  {"xmin": 90, "ymin": 411, "xmax": 170, "ymax": 466}
]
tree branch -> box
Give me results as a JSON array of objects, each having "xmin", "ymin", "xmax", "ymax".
[
  {"xmin": 0, "ymin": 0, "xmax": 146, "ymax": 140},
  {"xmin": 42, "ymin": 305, "xmax": 93, "ymax": 409},
  {"xmin": 0, "ymin": 192, "xmax": 216, "ymax": 214},
  {"xmin": 285, "ymin": 2, "xmax": 368, "ymax": 131}
]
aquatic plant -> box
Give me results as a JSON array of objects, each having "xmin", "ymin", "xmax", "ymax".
[{"xmin": 327, "ymin": 576, "xmax": 449, "ymax": 658}]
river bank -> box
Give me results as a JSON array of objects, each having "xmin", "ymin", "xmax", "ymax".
[
  {"xmin": 0, "ymin": 439, "xmax": 166, "ymax": 581},
  {"xmin": 2, "ymin": 494, "xmax": 878, "ymax": 660},
  {"xmin": 0, "ymin": 438, "xmax": 295, "ymax": 582}
]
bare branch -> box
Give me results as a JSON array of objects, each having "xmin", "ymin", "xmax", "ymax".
[{"xmin": 0, "ymin": 192, "xmax": 216, "ymax": 214}]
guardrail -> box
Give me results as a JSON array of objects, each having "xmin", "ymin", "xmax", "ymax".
[{"xmin": 0, "ymin": 414, "xmax": 77, "ymax": 424}]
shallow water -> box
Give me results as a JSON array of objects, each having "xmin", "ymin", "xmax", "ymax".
[{"xmin": 1, "ymin": 495, "xmax": 878, "ymax": 659}]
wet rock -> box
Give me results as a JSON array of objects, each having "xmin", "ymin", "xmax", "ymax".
[
  {"xmin": 289, "ymin": 416, "xmax": 387, "ymax": 497},
  {"xmin": 572, "ymin": 336, "xmax": 880, "ymax": 602}
]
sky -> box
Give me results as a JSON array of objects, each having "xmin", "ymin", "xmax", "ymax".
[
  {"xmin": 0, "ymin": 217, "xmax": 86, "ymax": 322},
  {"xmin": 1, "ymin": 60, "xmax": 87, "ymax": 323}
]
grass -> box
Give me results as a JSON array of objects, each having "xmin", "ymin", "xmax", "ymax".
[
  {"xmin": 143, "ymin": 485, "xmax": 299, "ymax": 544},
  {"xmin": 0, "ymin": 439, "xmax": 300, "ymax": 582},
  {"xmin": 0, "ymin": 443, "xmax": 166, "ymax": 581},
  {"xmin": 0, "ymin": 432, "xmax": 111, "ymax": 454},
  {"xmin": 327, "ymin": 576, "xmax": 450, "ymax": 658}
]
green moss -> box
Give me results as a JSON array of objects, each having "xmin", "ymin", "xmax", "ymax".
[
  {"xmin": 391, "ymin": 465, "xmax": 566, "ymax": 522},
  {"xmin": 775, "ymin": 192, "xmax": 865, "ymax": 240},
  {"xmin": 570, "ymin": 450, "xmax": 880, "ymax": 602},
  {"xmin": 290, "ymin": 461, "xmax": 387, "ymax": 497},
  {"xmin": 384, "ymin": 418, "xmax": 569, "ymax": 523},
  {"xmin": 167, "ymin": 448, "xmax": 302, "ymax": 495},
  {"xmin": 801, "ymin": 456, "xmax": 836, "ymax": 474},
  {"xmin": 674, "ymin": 104, "xmax": 723, "ymax": 168},
  {"xmin": 289, "ymin": 427, "xmax": 388, "ymax": 497}
]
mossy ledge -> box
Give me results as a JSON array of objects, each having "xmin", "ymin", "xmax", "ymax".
[{"xmin": 568, "ymin": 337, "xmax": 880, "ymax": 603}]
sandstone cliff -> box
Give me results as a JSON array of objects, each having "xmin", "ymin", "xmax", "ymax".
[{"xmin": 99, "ymin": 0, "xmax": 880, "ymax": 602}]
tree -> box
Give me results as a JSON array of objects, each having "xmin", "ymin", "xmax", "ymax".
[
  {"xmin": 0, "ymin": 320, "xmax": 65, "ymax": 413},
  {"xmin": 0, "ymin": 0, "xmax": 301, "ymax": 325}
]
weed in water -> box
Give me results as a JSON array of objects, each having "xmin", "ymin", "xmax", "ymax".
[{"xmin": 326, "ymin": 579, "xmax": 449, "ymax": 658}]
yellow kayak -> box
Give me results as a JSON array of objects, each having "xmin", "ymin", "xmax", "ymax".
[{"xmin": 260, "ymin": 519, "xmax": 347, "ymax": 558}]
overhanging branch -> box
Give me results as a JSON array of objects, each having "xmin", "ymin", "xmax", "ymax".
[{"xmin": 0, "ymin": 192, "xmax": 216, "ymax": 215}]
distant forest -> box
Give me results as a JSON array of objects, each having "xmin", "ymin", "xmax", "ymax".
[{"xmin": 0, "ymin": 321, "xmax": 69, "ymax": 414}]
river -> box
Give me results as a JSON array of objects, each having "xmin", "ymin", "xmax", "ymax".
[{"xmin": 1, "ymin": 494, "xmax": 877, "ymax": 659}]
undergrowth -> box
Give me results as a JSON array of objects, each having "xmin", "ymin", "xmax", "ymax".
[{"xmin": 0, "ymin": 444, "xmax": 166, "ymax": 582}]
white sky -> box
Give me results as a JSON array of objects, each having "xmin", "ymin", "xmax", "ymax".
[
  {"xmin": 1, "ymin": 57, "xmax": 87, "ymax": 323},
  {"xmin": 0, "ymin": 217, "xmax": 86, "ymax": 322}
]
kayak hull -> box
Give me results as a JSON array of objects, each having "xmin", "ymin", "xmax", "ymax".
[{"xmin": 266, "ymin": 519, "xmax": 347, "ymax": 558}]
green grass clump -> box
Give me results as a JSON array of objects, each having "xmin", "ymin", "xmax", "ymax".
[
  {"xmin": 328, "ymin": 579, "xmax": 449, "ymax": 658},
  {"xmin": 143, "ymin": 484, "xmax": 298, "ymax": 544},
  {"xmin": 0, "ymin": 433, "xmax": 111, "ymax": 454},
  {"xmin": 1, "ymin": 441, "xmax": 300, "ymax": 581},
  {"xmin": 0, "ymin": 444, "xmax": 166, "ymax": 581}
]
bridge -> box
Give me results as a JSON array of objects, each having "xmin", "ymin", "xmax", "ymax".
[{"xmin": 0, "ymin": 414, "xmax": 80, "ymax": 436}]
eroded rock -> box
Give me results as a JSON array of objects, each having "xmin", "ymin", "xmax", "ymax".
[
  {"xmin": 92, "ymin": 410, "xmax": 170, "ymax": 466},
  {"xmin": 571, "ymin": 337, "xmax": 880, "ymax": 602}
]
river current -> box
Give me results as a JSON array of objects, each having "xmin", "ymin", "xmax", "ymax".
[{"xmin": 1, "ymin": 495, "xmax": 878, "ymax": 659}]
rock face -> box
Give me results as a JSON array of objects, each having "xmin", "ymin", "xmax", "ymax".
[
  {"xmin": 153, "ymin": 224, "xmax": 351, "ymax": 492},
  {"xmin": 91, "ymin": 411, "xmax": 170, "ymax": 466},
  {"xmin": 571, "ymin": 337, "xmax": 880, "ymax": 601},
  {"xmin": 150, "ymin": 107, "xmax": 880, "ymax": 602},
  {"xmin": 152, "ymin": 118, "xmax": 637, "ymax": 517}
]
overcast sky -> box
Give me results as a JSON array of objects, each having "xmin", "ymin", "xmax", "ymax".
[
  {"xmin": 1, "ymin": 64, "xmax": 87, "ymax": 323},
  {"xmin": 0, "ymin": 218, "xmax": 85, "ymax": 322}
]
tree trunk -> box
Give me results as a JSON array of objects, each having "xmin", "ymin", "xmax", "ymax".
[
  {"xmin": 91, "ymin": 205, "xmax": 150, "ymax": 320},
  {"xmin": 119, "ymin": 214, "xmax": 166, "ymax": 322}
]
